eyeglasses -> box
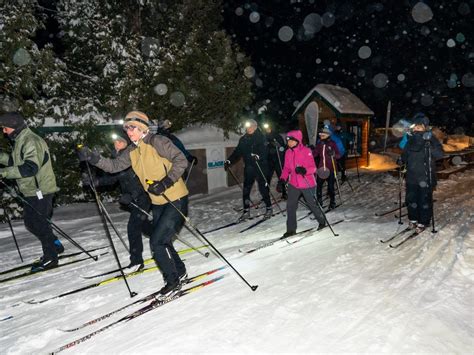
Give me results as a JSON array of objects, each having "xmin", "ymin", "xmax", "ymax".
[{"xmin": 123, "ymin": 125, "xmax": 138, "ymax": 132}]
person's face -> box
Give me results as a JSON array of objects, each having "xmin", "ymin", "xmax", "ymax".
[
  {"xmin": 319, "ymin": 133, "xmax": 329, "ymax": 140},
  {"xmin": 114, "ymin": 140, "xmax": 127, "ymax": 152},
  {"xmin": 124, "ymin": 125, "xmax": 144, "ymax": 142},
  {"xmin": 246, "ymin": 125, "xmax": 257, "ymax": 135},
  {"xmin": 2, "ymin": 126, "xmax": 14, "ymax": 136},
  {"xmin": 413, "ymin": 124, "xmax": 425, "ymax": 132},
  {"xmin": 287, "ymin": 139, "xmax": 298, "ymax": 148}
]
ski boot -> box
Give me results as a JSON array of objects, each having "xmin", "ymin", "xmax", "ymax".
[
  {"xmin": 415, "ymin": 224, "xmax": 426, "ymax": 234},
  {"xmin": 263, "ymin": 207, "xmax": 273, "ymax": 220},
  {"xmin": 238, "ymin": 209, "xmax": 250, "ymax": 222},
  {"xmin": 281, "ymin": 230, "xmax": 296, "ymax": 239},
  {"xmin": 409, "ymin": 220, "xmax": 418, "ymax": 229},
  {"xmin": 31, "ymin": 256, "xmax": 58, "ymax": 272},
  {"xmin": 158, "ymin": 280, "xmax": 182, "ymax": 298}
]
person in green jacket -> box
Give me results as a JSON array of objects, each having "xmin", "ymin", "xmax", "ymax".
[{"xmin": 0, "ymin": 112, "xmax": 63, "ymax": 271}]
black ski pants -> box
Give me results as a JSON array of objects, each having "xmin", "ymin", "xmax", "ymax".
[
  {"xmin": 243, "ymin": 165, "xmax": 271, "ymax": 210},
  {"xmin": 286, "ymin": 184, "xmax": 325, "ymax": 233},
  {"xmin": 150, "ymin": 196, "xmax": 187, "ymax": 285},
  {"xmin": 266, "ymin": 156, "xmax": 286, "ymax": 196},
  {"xmin": 23, "ymin": 194, "xmax": 58, "ymax": 260},
  {"xmin": 316, "ymin": 172, "xmax": 336, "ymax": 207},
  {"xmin": 405, "ymin": 183, "xmax": 433, "ymax": 226},
  {"xmin": 127, "ymin": 193, "xmax": 151, "ymax": 265}
]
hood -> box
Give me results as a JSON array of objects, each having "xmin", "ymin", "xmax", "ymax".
[{"xmin": 286, "ymin": 130, "xmax": 303, "ymax": 143}]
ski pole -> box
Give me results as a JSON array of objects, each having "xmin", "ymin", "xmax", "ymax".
[
  {"xmin": 1, "ymin": 202, "xmax": 23, "ymax": 262},
  {"xmin": 226, "ymin": 165, "xmax": 257, "ymax": 209},
  {"xmin": 252, "ymin": 155, "xmax": 285, "ymax": 215},
  {"xmin": 397, "ymin": 164, "xmax": 404, "ymax": 225},
  {"xmin": 148, "ymin": 182, "xmax": 257, "ymax": 292},
  {"xmin": 426, "ymin": 141, "xmax": 437, "ymax": 233},
  {"xmin": 330, "ymin": 156, "xmax": 343, "ymax": 205},
  {"xmin": 82, "ymin": 158, "xmax": 137, "ymax": 298},
  {"xmin": 351, "ymin": 143, "xmax": 361, "ymax": 183},
  {"xmin": 0, "ymin": 180, "xmax": 97, "ymax": 261},
  {"xmin": 302, "ymin": 176, "xmax": 339, "ymax": 237},
  {"xmin": 185, "ymin": 159, "xmax": 195, "ymax": 185}
]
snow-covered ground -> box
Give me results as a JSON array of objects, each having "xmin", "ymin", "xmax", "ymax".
[{"xmin": 1, "ymin": 170, "xmax": 473, "ymax": 354}]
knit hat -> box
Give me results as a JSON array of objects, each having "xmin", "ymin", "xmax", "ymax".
[
  {"xmin": 412, "ymin": 113, "xmax": 429, "ymax": 127},
  {"xmin": 319, "ymin": 126, "xmax": 331, "ymax": 135},
  {"xmin": 124, "ymin": 111, "xmax": 150, "ymax": 132},
  {"xmin": 244, "ymin": 119, "xmax": 258, "ymax": 129},
  {"xmin": 0, "ymin": 112, "xmax": 26, "ymax": 130},
  {"xmin": 159, "ymin": 119, "xmax": 172, "ymax": 130}
]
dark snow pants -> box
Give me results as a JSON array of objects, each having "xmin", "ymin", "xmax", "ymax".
[
  {"xmin": 316, "ymin": 172, "xmax": 336, "ymax": 207},
  {"xmin": 150, "ymin": 196, "xmax": 188, "ymax": 285},
  {"xmin": 23, "ymin": 194, "xmax": 58, "ymax": 260},
  {"xmin": 286, "ymin": 184, "xmax": 325, "ymax": 233},
  {"xmin": 405, "ymin": 183, "xmax": 433, "ymax": 226},
  {"xmin": 266, "ymin": 156, "xmax": 286, "ymax": 196},
  {"xmin": 127, "ymin": 193, "xmax": 151, "ymax": 265},
  {"xmin": 243, "ymin": 165, "xmax": 271, "ymax": 209}
]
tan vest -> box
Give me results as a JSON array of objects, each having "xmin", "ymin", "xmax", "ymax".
[{"xmin": 130, "ymin": 141, "xmax": 188, "ymax": 205}]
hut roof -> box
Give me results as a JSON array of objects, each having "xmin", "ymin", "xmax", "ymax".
[{"xmin": 292, "ymin": 84, "xmax": 374, "ymax": 116}]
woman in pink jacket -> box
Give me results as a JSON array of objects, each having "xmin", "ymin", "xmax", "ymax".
[{"xmin": 279, "ymin": 130, "xmax": 326, "ymax": 238}]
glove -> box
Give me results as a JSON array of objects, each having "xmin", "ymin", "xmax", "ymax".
[
  {"xmin": 81, "ymin": 172, "xmax": 99, "ymax": 187},
  {"xmin": 147, "ymin": 176, "xmax": 174, "ymax": 196},
  {"xmin": 251, "ymin": 153, "xmax": 260, "ymax": 161},
  {"xmin": 189, "ymin": 156, "xmax": 198, "ymax": 165},
  {"xmin": 295, "ymin": 166, "xmax": 307, "ymax": 175},
  {"xmin": 276, "ymin": 179, "xmax": 287, "ymax": 193},
  {"xmin": 78, "ymin": 146, "xmax": 101, "ymax": 165},
  {"xmin": 224, "ymin": 160, "xmax": 231, "ymax": 170},
  {"xmin": 327, "ymin": 146, "xmax": 335, "ymax": 157},
  {"xmin": 119, "ymin": 193, "xmax": 133, "ymax": 206}
]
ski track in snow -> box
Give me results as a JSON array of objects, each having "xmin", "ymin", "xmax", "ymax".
[{"xmin": 0, "ymin": 171, "xmax": 473, "ymax": 353}]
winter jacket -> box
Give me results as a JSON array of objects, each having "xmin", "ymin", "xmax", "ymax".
[
  {"xmin": 312, "ymin": 138, "xmax": 341, "ymax": 172},
  {"xmin": 0, "ymin": 127, "xmax": 58, "ymax": 197},
  {"xmin": 265, "ymin": 131, "xmax": 285, "ymax": 157},
  {"xmin": 156, "ymin": 128, "xmax": 193, "ymax": 163},
  {"xmin": 401, "ymin": 131, "xmax": 443, "ymax": 187},
  {"xmin": 228, "ymin": 128, "xmax": 268, "ymax": 167},
  {"xmin": 326, "ymin": 125, "xmax": 346, "ymax": 156},
  {"xmin": 280, "ymin": 130, "xmax": 317, "ymax": 188},
  {"xmin": 95, "ymin": 133, "xmax": 188, "ymax": 205}
]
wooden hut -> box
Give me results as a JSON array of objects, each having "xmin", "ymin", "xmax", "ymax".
[{"xmin": 292, "ymin": 84, "xmax": 374, "ymax": 168}]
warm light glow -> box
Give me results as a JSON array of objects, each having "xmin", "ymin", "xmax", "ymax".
[
  {"xmin": 263, "ymin": 123, "xmax": 270, "ymax": 129},
  {"xmin": 111, "ymin": 133, "xmax": 118, "ymax": 140},
  {"xmin": 244, "ymin": 121, "xmax": 252, "ymax": 128}
]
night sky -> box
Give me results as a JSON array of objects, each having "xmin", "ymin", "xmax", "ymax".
[{"xmin": 222, "ymin": 0, "xmax": 473, "ymax": 133}]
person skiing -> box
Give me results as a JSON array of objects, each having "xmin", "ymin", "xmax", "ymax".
[
  {"xmin": 78, "ymin": 111, "xmax": 189, "ymax": 296},
  {"xmin": 225, "ymin": 119, "xmax": 272, "ymax": 221},
  {"xmin": 263, "ymin": 122, "xmax": 287, "ymax": 199},
  {"xmin": 400, "ymin": 114, "xmax": 443, "ymax": 233},
  {"xmin": 82, "ymin": 135, "xmax": 151, "ymax": 271},
  {"xmin": 312, "ymin": 127, "xmax": 341, "ymax": 210},
  {"xmin": 0, "ymin": 112, "xmax": 64, "ymax": 271},
  {"xmin": 279, "ymin": 130, "xmax": 325, "ymax": 238}
]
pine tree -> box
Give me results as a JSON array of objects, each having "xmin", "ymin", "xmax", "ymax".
[{"xmin": 0, "ymin": 0, "xmax": 67, "ymax": 126}]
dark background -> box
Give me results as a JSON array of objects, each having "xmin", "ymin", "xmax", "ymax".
[{"xmin": 222, "ymin": 0, "xmax": 473, "ymax": 133}]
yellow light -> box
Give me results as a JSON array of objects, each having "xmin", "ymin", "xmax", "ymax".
[
  {"xmin": 111, "ymin": 133, "xmax": 118, "ymax": 140},
  {"xmin": 263, "ymin": 123, "xmax": 270, "ymax": 129},
  {"xmin": 244, "ymin": 121, "xmax": 251, "ymax": 128}
]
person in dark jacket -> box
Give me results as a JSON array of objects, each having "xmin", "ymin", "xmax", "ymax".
[
  {"xmin": 0, "ymin": 112, "xmax": 63, "ymax": 271},
  {"xmin": 225, "ymin": 119, "xmax": 272, "ymax": 221},
  {"xmin": 312, "ymin": 127, "xmax": 341, "ymax": 210},
  {"xmin": 333, "ymin": 122, "xmax": 353, "ymax": 182},
  {"xmin": 82, "ymin": 135, "xmax": 151, "ymax": 271},
  {"xmin": 401, "ymin": 115, "xmax": 443, "ymax": 233},
  {"xmin": 263, "ymin": 122, "xmax": 287, "ymax": 199}
]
